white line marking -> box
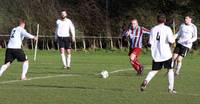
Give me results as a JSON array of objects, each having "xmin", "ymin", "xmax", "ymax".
[
  {"xmin": 30, "ymin": 74, "xmax": 79, "ymax": 80},
  {"xmin": 96, "ymin": 65, "xmax": 152, "ymax": 75},
  {"xmin": 108, "ymin": 65, "xmax": 152, "ymax": 74},
  {"xmin": 110, "ymin": 68, "xmax": 132, "ymax": 74},
  {"xmin": 95, "ymin": 68, "xmax": 132, "ymax": 75},
  {"xmin": 0, "ymin": 74, "xmax": 80, "ymax": 84}
]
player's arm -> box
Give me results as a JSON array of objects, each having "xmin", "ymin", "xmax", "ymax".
[
  {"xmin": 174, "ymin": 24, "xmax": 183, "ymax": 39},
  {"xmin": 142, "ymin": 27, "xmax": 150, "ymax": 35},
  {"xmin": 125, "ymin": 30, "xmax": 130, "ymax": 36},
  {"xmin": 125, "ymin": 29, "xmax": 131, "ymax": 37},
  {"xmin": 142, "ymin": 27, "xmax": 151, "ymax": 47},
  {"xmin": 22, "ymin": 29, "xmax": 37, "ymax": 41},
  {"xmin": 190, "ymin": 25, "xmax": 197, "ymax": 43},
  {"xmin": 124, "ymin": 23, "xmax": 133, "ymax": 37},
  {"xmin": 69, "ymin": 20, "xmax": 75, "ymax": 42}
]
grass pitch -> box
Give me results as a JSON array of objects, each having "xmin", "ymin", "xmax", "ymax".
[{"xmin": 0, "ymin": 49, "xmax": 199, "ymax": 104}]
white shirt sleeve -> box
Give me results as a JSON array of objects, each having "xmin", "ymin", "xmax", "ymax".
[
  {"xmin": 69, "ymin": 20, "xmax": 75, "ymax": 38},
  {"xmin": 175, "ymin": 25, "xmax": 182, "ymax": 39},
  {"xmin": 190, "ymin": 25, "xmax": 197, "ymax": 43},
  {"xmin": 21, "ymin": 29, "xmax": 34, "ymax": 39}
]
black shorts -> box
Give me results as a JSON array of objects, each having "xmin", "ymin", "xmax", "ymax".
[
  {"xmin": 152, "ymin": 58, "xmax": 172, "ymax": 70},
  {"xmin": 4, "ymin": 49, "xmax": 27, "ymax": 64},
  {"xmin": 58, "ymin": 37, "xmax": 72, "ymax": 49},
  {"xmin": 173, "ymin": 43, "xmax": 189, "ymax": 57}
]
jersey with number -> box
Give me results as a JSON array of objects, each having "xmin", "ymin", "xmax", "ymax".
[
  {"xmin": 7, "ymin": 26, "xmax": 34, "ymax": 49},
  {"xmin": 176, "ymin": 23, "xmax": 197, "ymax": 49},
  {"xmin": 149, "ymin": 24, "xmax": 175, "ymax": 62},
  {"xmin": 55, "ymin": 18, "xmax": 75, "ymax": 38}
]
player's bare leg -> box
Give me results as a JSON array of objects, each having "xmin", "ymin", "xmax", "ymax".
[
  {"xmin": 66, "ymin": 49, "xmax": 71, "ymax": 69},
  {"xmin": 60, "ymin": 48, "xmax": 67, "ymax": 68},
  {"xmin": 130, "ymin": 53, "xmax": 136, "ymax": 62},
  {"xmin": 0, "ymin": 62, "xmax": 11, "ymax": 76},
  {"xmin": 21, "ymin": 60, "xmax": 30, "ymax": 80},
  {"xmin": 130, "ymin": 53, "xmax": 143, "ymax": 75},
  {"xmin": 129, "ymin": 53, "xmax": 137, "ymax": 71},
  {"xmin": 171, "ymin": 53, "xmax": 178, "ymax": 68},
  {"xmin": 175, "ymin": 56, "xmax": 183, "ymax": 75}
]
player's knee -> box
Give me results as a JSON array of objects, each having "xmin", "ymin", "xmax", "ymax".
[
  {"xmin": 172, "ymin": 54, "xmax": 178, "ymax": 60},
  {"xmin": 5, "ymin": 62, "xmax": 11, "ymax": 66},
  {"xmin": 168, "ymin": 69, "xmax": 173, "ymax": 72},
  {"xmin": 60, "ymin": 48, "xmax": 65, "ymax": 53},
  {"xmin": 66, "ymin": 49, "xmax": 71, "ymax": 54},
  {"xmin": 66, "ymin": 50, "xmax": 71, "ymax": 55},
  {"xmin": 1, "ymin": 63, "xmax": 10, "ymax": 69},
  {"xmin": 2, "ymin": 64, "xmax": 8, "ymax": 69},
  {"xmin": 24, "ymin": 60, "xmax": 29, "ymax": 64},
  {"xmin": 129, "ymin": 54, "xmax": 136, "ymax": 61},
  {"xmin": 129, "ymin": 57, "xmax": 135, "ymax": 61},
  {"xmin": 177, "ymin": 59, "xmax": 182, "ymax": 64}
]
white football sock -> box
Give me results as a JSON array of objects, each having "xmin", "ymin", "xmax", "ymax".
[
  {"xmin": 61, "ymin": 53, "xmax": 67, "ymax": 67},
  {"xmin": 67, "ymin": 54, "xmax": 71, "ymax": 67},
  {"xmin": 168, "ymin": 69, "xmax": 174, "ymax": 90},
  {"xmin": 0, "ymin": 64, "xmax": 9, "ymax": 76},
  {"xmin": 145, "ymin": 70, "xmax": 159, "ymax": 84},
  {"xmin": 21, "ymin": 61, "xmax": 29, "ymax": 79},
  {"xmin": 176, "ymin": 61, "xmax": 182, "ymax": 74}
]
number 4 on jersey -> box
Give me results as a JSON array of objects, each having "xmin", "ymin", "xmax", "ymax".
[{"xmin": 156, "ymin": 32, "xmax": 160, "ymax": 41}]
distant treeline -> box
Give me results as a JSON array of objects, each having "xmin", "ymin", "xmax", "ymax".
[{"xmin": 0, "ymin": 0, "xmax": 199, "ymax": 43}]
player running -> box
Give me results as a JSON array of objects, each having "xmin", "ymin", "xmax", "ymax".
[
  {"xmin": 55, "ymin": 9, "xmax": 75, "ymax": 69},
  {"xmin": 0, "ymin": 19, "xmax": 38, "ymax": 80},
  {"xmin": 126, "ymin": 18, "xmax": 150, "ymax": 75},
  {"xmin": 171, "ymin": 15, "xmax": 197, "ymax": 75},
  {"xmin": 140, "ymin": 14, "xmax": 176, "ymax": 94}
]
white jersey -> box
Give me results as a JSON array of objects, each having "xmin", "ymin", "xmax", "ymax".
[
  {"xmin": 176, "ymin": 23, "xmax": 197, "ymax": 49},
  {"xmin": 55, "ymin": 18, "xmax": 75, "ymax": 38},
  {"xmin": 7, "ymin": 26, "xmax": 34, "ymax": 49},
  {"xmin": 149, "ymin": 24, "xmax": 175, "ymax": 62}
]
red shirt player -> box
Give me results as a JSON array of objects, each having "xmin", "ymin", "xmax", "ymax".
[{"xmin": 126, "ymin": 19, "xmax": 150, "ymax": 75}]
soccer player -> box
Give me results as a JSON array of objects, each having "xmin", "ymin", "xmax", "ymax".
[
  {"xmin": 171, "ymin": 15, "xmax": 197, "ymax": 75},
  {"xmin": 0, "ymin": 19, "xmax": 38, "ymax": 80},
  {"xmin": 140, "ymin": 14, "xmax": 176, "ymax": 94},
  {"xmin": 126, "ymin": 18, "xmax": 150, "ymax": 75},
  {"xmin": 55, "ymin": 9, "xmax": 75, "ymax": 69}
]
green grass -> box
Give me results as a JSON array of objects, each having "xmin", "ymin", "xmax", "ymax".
[{"xmin": 0, "ymin": 49, "xmax": 199, "ymax": 104}]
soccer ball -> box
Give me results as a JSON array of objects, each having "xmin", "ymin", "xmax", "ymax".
[{"xmin": 100, "ymin": 70, "xmax": 109, "ymax": 79}]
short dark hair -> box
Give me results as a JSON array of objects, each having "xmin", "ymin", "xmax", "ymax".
[
  {"xmin": 157, "ymin": 13, "xmax": 166, "ymax": 23},
  {"xmin": 18, "ymin": 18, "xmax": 25, "ymax": 25},
  {"xmin": 184, "ymin": 13, "xmax": 193, "ymax": 19},
  {"xmin": 60, "ymin": 8, "xmax": 67, "ymax": 13},
  {"xmin": 131, "ymin": 18, "xmax": 138, "ymax": 21}
]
